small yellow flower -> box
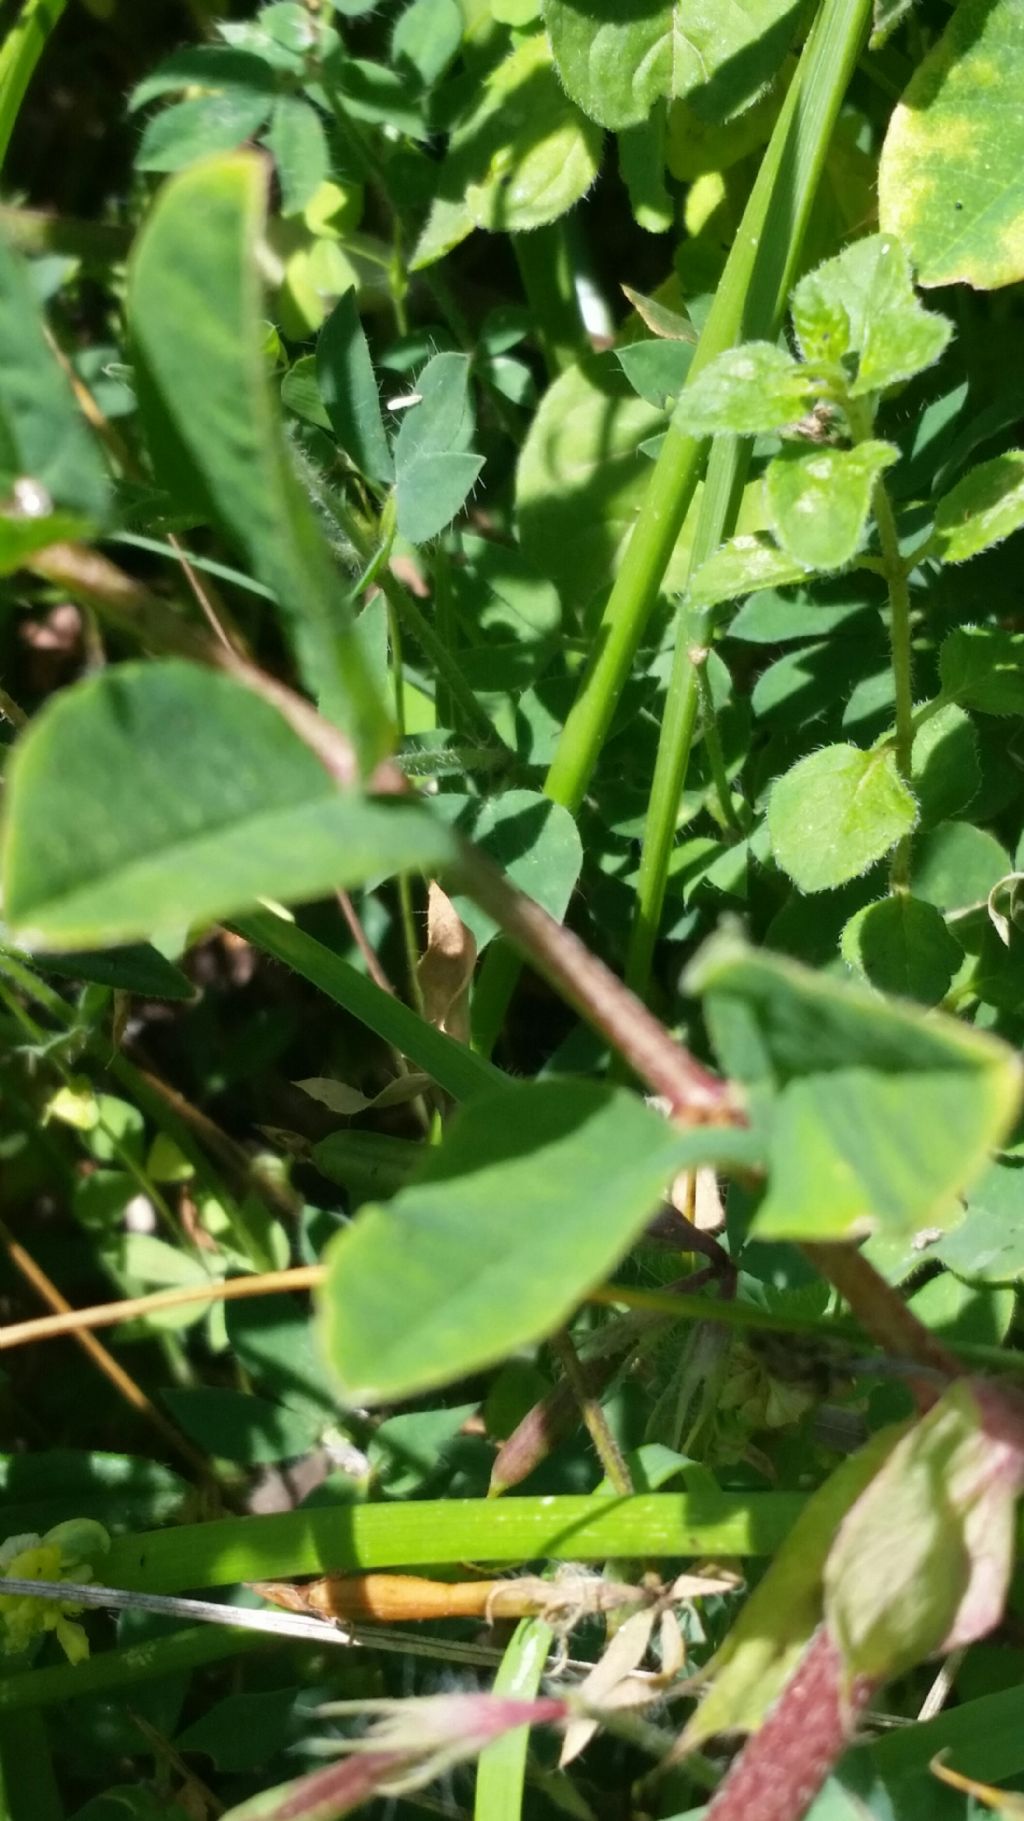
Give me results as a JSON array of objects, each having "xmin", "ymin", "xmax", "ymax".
[{"xmin": 0, "ymin": 1519, "xmax": 109, "ymax": 1664}]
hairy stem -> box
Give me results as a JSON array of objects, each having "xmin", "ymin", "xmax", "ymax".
[
  {"xmin": 701, "ymin": 1627, "xmax": 875, "ymax": 1821},
  {"xmin": 551, "ymin": 1328, "xmax": 635, "ymax": 1495},
  {"xmin": 847, "ymin": 396, "xmax": 916, "ymax": 889}
]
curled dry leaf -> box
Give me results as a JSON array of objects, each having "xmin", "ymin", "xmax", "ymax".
[
  {"xmin": 560, "ymin": 1569, "xmax": 736, "ymax": 1766},
  {"xmin": 670, "ymin": 1165, "xmax": 726, "ymax": 1234},
  {"xmin": 416, "ymin": 880, "xmax": 477, "ymax": 1044}
]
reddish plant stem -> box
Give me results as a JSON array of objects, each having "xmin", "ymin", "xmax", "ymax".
[
  {"xmin": 703, "ymin": 1626, "xmax": 875, "ymax": 1821},
  {"xmin": 457, "ymin": 843, "xmax": 738, "ymax": 1125},
  {"xmin": 802, "ymin": 1242, "xmax": 962, "ymax": 1400}
]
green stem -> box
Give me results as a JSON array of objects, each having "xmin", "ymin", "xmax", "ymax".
[
  {"xmin": 0, "ymin": 0, "xmax": 68, "ymax": 171},
  {"xmin": 625, "ymin": 627, "xmax": 701, "ymax": 1001},
  {"xmin": 848, "ymin": 399, "xmax": 915, "ymax": 890},
  {"xmin": 545, "ymin": 0, "xmax": 873, "ymax": 817},
  {"xmin": 432, "ymin": 541, "xmax": 457, "ymax": 733},
  {"xmin": 625, "ymin": 439, "xmax": 750, "ymax": 1003},
  {"xmin": 876, "ymin": 483, "xmax": 915, "ymax": 887},
  {"xmin": 383, "ymin": 593, "xmax": 428, "ymax": 1015},
  {"xmin": 101, "ymin": 1491, "xmax": 804, "ymax": 1596},
  {"xmin": 696, "ymin": 657, "xmax": 745, "ymax": 839},
  {"xmin": 513, "ymin": 223, "xmax": 588, "ymax": 379},
  {"xmin": 327, "ymin": 491, "xmax": 511, "ymax": 760},
  {"xmin": 474, "ymin": 0, "xmax": 874, "ymax": 1044}
]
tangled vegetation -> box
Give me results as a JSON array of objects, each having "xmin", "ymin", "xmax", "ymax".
[{"xmin": 2, "ymin": 0, "xmax": 1024, "ymax": 1817}]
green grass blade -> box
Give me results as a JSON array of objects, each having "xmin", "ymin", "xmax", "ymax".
[
  {"xmin": 235, "ymin": 909, "xmax": 505, "ymax": 1102},
  {"xmin": 0, "ymin": 1627, "xmax": 267, "ymax": 1716},
  {"xmin": 474, "ymin": 1617, "xmax": 554, "ymax": 1821},
  {"xmin": 0, "ymin": 0, "xmax": 68, "ymax": 172},
  {"xmin": 103, "ymin": 1491, "xmax": 805, "ymax": 1595}
]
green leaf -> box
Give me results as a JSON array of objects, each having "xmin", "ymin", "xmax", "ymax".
[
  {"xmin": 426, "ymin": 33, "xmax": 601, "ymax": 238},
  {"xmin": 225, "ymin": 1292, "xmax": 342, "ymax": 1420},
  {"xmin": 0, "ymin": 1451, "xmax": 190, "ymax": 1536},
  {"xmin": 312, "ymin": 1129, "xmax": 419, "ymax": 1204},
  {"xmin": 176, "ymin": 1691, "xmax": 297, "ymax": 1775},
  {"xmin": 913, "ymin": 821, "xmax": 1011, "ymax": 914},
  {"xmin": 870, "ymin": 0, "xmax": 912, "ymax": 50},
  {"xmin": 393, "ymin": 351, "xmax": 484, "ymax": 544},
  {"xmin": 759, "ymin": 1069, "xmax": 1011, "ymax": 1241},
  {"xmin": 475, "ymin": 1618, "xmax": 552, "ymax": 1821},
  {"xmin": 688, "ymin": 934, "xmax": 1022, "ymax": 1243},
  {"xmin": 280, "ymin": 354, "xmax": 332, "ymax": 432},
  {"xmin": 410, "ymin": 191, "xmax": 476, "ymax": 272},
  {"xmin": 911, "ymin": 701, "xmax": 980, "ymax": 826},
  {"xmin": 616, "ymin": 338, "xmax": 694, "ymax": 408},
  {"xmin": 129, "ymin": 46, "xmax": 279, "ymax": 112},
  {"xmin": 841, "ymin": 895, "xmax": 962, "ymax": 1005},
  {"xmin": 430, "ymin": 789, "xmax": 583, "ymax": 949},
  {"xmin": 684, "ymin": 1427, "xmax": 901, "ymax": 1748},
  {"xmin": 543, "ymin": 0, "xmax": 803, "ymax": 131},
  {"xmin": 0, "ymin": 235, "xmax": 110, "ymax": 523},
  {"xmin": 687, "ymin": 531, "xmax": 810, "ymax": 611},
  {"xmin": 934, "ymin": 1160, "xmax": 1024, "ymax": 1284},
  {"xmin": 127, "ymin": 152, "xmax": 389, "ymax": 764},
  {"xmin": 730, "ymin": 578, "xmax": 878, "ymax": 644},
  {"xmin": 1, "ymin": 660, "xmax": 456, "ymax": 950},
  {"xmin": 618, "ymin": 109, "xmax": 674, "ymax": 235},
  {"xmin": 939, "ymin": 625, "xmax": 1024, "ymax": 716},
  {"xmin": 680, "ymin": 341, "xmax": 817, "ymax": 434},
  {"xmin": 29, "ymin": 943, "xmax": 194, "ymax": 1001},
  {"xmin": 392, "ymin": 0, "xmax": 463, "ymax": 86},
  {"xmin": 516, "ymin": 352, "xmax": 692, "ymax": 611},
  {"xmin": 160, "ymin": 1388, "xmax": 320, "ymax": 1465},
  {"xmin": 136, "ymin": 91, "xmax": 275, "ymax": 172},
  {"xmin": 263, "ymin": 95, "xmax": 329, "ymax": 216},
  {"xmin": 369, "ymin": 1403, "xmax": 476, "ymax": 1496},
  {"xmin": 768, "ymin": 744, "xmax": 917, "ymax": 892},
  {"xmin": 765, "ymin": 441, "xmax": 898, "ymax": 571},
  {"xmin": 879, "ymin": 0, "xmax": 1024, "ymax": 289},
  {"xmin": 0, "ymin": 511, "xmax": 91, "ymax": 574},
  {"xmin": 791, "ymin": 233, "xmax": 951, "ymax": 396},
  {"xmin": 316, "ymin": 291, "xmax": 393, "ymax": 486},
  {"xmin": 317, "ymin": 1080, "xmax": 746, "ymax": 1404},
  {"xmin": 933, "ymin": 452, "xmax": 1024, "ymax": 564}
]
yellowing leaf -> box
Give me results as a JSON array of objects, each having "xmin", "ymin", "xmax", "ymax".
[{"xmin": 879, "ymin": 0, "xmax": 1024, "ymax": 289}]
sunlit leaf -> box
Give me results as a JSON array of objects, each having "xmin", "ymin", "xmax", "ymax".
[
  {"xmin": 765, "ymin": 441, "xmax": 898, "ymax": 571},
  {"xmin": 879, "ymin": 0, "xmax": 1024, "ymax": 288},
  {"xmin": 792, "ymin": 233, "xmax": 951, "ymax": 395},
  {"xmin": 318, "ymin": 1080, "xmax": 757, "ymax": 1404},
  {"xmin": 933, "ymin": 452, "xmax": 1024, "ymax": 564},
  {"xmin": 127, "ymin": 152, "xmax": 390, "ymax": 763},
  {"xmin": 1, "ymin": 661, "xmax": 455, "ymax": 950},
  {"xmin": 543, "ymin": 0, "xmax": 803, "ymax": 131},
  {"xmin": 768, "ymin": 744, "xmax": 917, "ymax": 892}
]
